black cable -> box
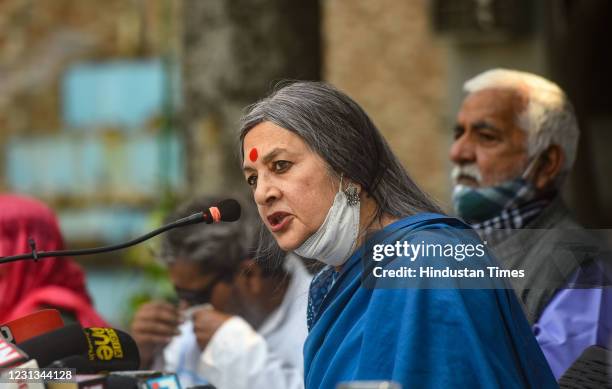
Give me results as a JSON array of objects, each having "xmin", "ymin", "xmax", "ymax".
[{"xmin": 0, "ymin": 212, "xmax": 205, "ymax": 265}]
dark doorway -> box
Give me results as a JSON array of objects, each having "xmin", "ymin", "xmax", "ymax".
[{"xmin": 546, "ymin": 0, "xmax": 612, "ymax": 227}]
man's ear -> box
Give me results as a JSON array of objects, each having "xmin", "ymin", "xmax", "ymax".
[
  {"xmin": 237, "ymin": 259, "xmax": 263, "ymax": 295},
  {"xmin": 534, "ymin": 145, "xmax": 564, "ymax": 190}
]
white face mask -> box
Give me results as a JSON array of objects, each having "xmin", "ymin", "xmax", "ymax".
[{"xmin": 294, "ymin": 181, "xmax": 361, "ymax": 266}]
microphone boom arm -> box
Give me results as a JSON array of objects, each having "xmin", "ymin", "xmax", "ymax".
[{"xmin": 0, "ymin": 212, "xmax": 206, "ymax": 265}]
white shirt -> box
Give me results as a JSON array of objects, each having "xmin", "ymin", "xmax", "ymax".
[{"xmin": 157, "ymin": 256, "xmax": 312, "ymax": 389}]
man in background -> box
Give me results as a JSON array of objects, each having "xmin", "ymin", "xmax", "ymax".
[
  {"xmin": 130, "ymin": 195, "xmax": 311, "ymax": 388},
  {"xmin": 449, "ymin": 68, "xmax": 611, "ymax": 379}
]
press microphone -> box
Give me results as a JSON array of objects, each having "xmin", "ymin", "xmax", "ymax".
[
  {"xmin": 166, "ymin": 198, "xmax": 242, "ymax": 226},
  {"xmin": 82, "ymin": 327, "xmax": 140, "ymax": 371},
  {"xmin": 0, "ymin": 336, "xmax": 28, "ymax": 368},
  {"xmin": 16, "ymin": 323, "xmax": 89, "ymax": 367},
  {"xmin": 0, "ymin": 336, "xmax": 47, "ymax": 389},
  {"xmin": 0, "ymin": 309, "xmax": 64, "ymax": 344},
  {"xmin": 198, "ymin": 198, "xmax": 241, "ymax": 224},
  {"xmin": 48, "ymin": 327, "xmax": 140, "ymax": 373},
  {"xmin": 46, "ymin": 355, "xmax": 91, "ymax": 372},
  {"xmin": 0, "ymin": 198, "xmax": 242, "ymax": 264}
]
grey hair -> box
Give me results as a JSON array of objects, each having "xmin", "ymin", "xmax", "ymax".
[
  {"xmin": 160, "ymin": 195, "xmax": 284, "ymax": 276},
  {"xmin": 238, "ymin": 81, "xmax": 442, "ymax": 261},
  {"xmin": 464, "ymin": 68, "xmax": 579, "ymax": 182}
]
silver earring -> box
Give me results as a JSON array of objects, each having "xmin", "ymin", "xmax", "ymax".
[{"xmin": 344, "ymin": 183, "xmax": 360, "ymax": 206}]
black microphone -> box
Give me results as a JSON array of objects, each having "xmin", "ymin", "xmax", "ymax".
[
  {"xmin": 0, "ymin": 198, "xmax": 242, "ymax": 264},
  {"xmin": 216, "ymin": 198, "xmax": 241, "ymax": 221},
  {"xmin": 48, "ymin": 327, "xmax": 140, "ymax": 373},
  {"xmin": 47, "ymin": 355, "xmax": 91, "ymax": 372},
  {"xmin": 17, "ymin": 324, "xmax": 89, "ymax": 367},
  {"xmin": 178, "ymin": 198, "xmax": 242, "ymax": 225}
]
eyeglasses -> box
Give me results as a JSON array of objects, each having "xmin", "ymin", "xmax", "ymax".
[{"xmin": 174, "ymin": 273, "xmax": 228, "ymax": 306}]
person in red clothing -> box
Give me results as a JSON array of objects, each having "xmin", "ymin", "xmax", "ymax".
[{"xmin": 0, "ymin": 194, "xmax": 107, "ymax": 327}]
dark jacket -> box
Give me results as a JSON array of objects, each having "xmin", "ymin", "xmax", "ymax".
[{"xmin": 487, "ymin": 197, "xmax": 600, "ymax": 324}]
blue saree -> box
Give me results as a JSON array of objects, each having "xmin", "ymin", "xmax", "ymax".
[{"xmin": 303, "ymin": 213, "xmax": 557, "ymax": 388}]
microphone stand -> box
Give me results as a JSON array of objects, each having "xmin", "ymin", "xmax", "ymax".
[{"xmin": 0, "ymin": 212, "xmax": 207, "ymax": 265}]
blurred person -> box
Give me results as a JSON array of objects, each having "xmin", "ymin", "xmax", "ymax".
[
  {"xmin": 0, "ymin": 194, "xmax": 108, "ymax": 327},
  {"xmin": 239, "ymin": 81, "xmax": 558, "ymax": 388},
  {"xmin": 450, "ymin": 68, "xmax": 612, "ymax": 378},
  {"xmin": 130, "ymin": 196, "xmax": 311, "ymax": 389}
]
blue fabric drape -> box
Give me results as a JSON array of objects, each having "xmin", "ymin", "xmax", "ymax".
[{"xmin": 304, "ymin": 213, "xmax": 557, "ymax": 389}]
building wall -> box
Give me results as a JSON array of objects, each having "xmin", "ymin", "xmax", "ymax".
[
  {"xmin": 0, "ymin": 0, "xmax": 183, "ymax": 327},
  {"xmin": 323, "ymin": 0, "xmax": 451, "ymax": 208},
  {"xmin": 0, "ymin": 0, "xmax": 181, "ymax": 195}
]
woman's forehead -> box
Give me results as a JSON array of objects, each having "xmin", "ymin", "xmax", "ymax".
[{"xmin": 243, "ymin": 122, "xmax": 308, "ymax": 158}]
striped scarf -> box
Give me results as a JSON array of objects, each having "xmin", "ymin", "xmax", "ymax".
[{"xmin": 472, "ymin": 198, "xmax": 551, "ymax": 243}]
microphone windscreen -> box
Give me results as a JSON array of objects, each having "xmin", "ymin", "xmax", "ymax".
[
  {"xmin": 82, "ymin": 327, "xmax": 140, "ymax": 372},
  {"xmin": 47, "ymin": 354, "xmax": 92, "ymax": 373},
  {"xmin": 1, "ymin": 309, "xmax": 64, "ymax": 344},
  {"xmin": 17, "ymin": 324, "xmax": 88, "ymax": 367},
  {"xmin": 106, "ymin": 374, "xmax": 139, "ymax": 389},
  {"xmin": 217, "ymin": 199, "xmax": 241, "ymax": 222}
]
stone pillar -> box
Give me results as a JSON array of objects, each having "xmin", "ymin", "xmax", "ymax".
[{"xmin": 182, "ymin": 0, "xmax": 321, "ymax": 193}]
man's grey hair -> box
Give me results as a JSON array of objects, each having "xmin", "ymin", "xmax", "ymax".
[
  {"xmin": 464, "ymin": 68, "xmax": 579, "ymax": 181},
  {"xmin": 160, "ymin": 195, "xmax": 283, "ymax": 276},
  {"xmin": 238, "ymin": 81, "xmax": 441, "ymax": 261}
]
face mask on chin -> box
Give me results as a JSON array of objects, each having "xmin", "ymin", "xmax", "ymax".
[
  {"xmin": 452, "ymin": 154, "xmax": 541, "ymax": 223},
  {"xmin": 294, "ymin": 177, "xmax": 360, "ymax": 267}
]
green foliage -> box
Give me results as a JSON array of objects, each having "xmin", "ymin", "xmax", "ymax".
[{"xmin": 120, "ymin": 195, "xmax": 181, "ymax": 325}]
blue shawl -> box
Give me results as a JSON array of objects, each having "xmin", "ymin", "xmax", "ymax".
[{"xmin": 304, "ymin": 213, "xmax": 557, "ymax": 388}]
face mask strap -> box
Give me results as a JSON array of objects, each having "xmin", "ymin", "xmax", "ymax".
[{"xmin": 337, "ymin": 172, "xmax": 360, "ymax": 206}]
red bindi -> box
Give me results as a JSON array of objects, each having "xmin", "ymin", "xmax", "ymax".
[{"xmin": 249, "ymin": 148, "xmax": 258, "ymax": 162}]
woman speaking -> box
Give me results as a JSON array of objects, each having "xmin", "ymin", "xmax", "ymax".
[{"xmin": 238, "ymin": 82, "xmax": 556, "ymax": 388}]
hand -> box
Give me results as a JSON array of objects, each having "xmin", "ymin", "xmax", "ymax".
[
  {"xmin": 192, "ymin": 307, "xmax": 232, "ymax": 350},
  {"xmin": 130, "ymin": 300, "xmax": 181, "ymax": 368}
]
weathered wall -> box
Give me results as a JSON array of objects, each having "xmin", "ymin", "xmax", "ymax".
[
  {"xmin": 0, "ymin": 0, "xmax": 181, "ymax": 194},
  {"xmin": 323, "ymin": 0, "xmax": 450, "ymax": 207},
  {"xmin": 181, "ymin": 0, "xmax": 321, "ymax": 193}
]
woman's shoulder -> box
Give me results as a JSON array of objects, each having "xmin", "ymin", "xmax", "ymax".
[
  {"xmin": 363, "ymin": 213, "xmax": 481, "ymax": 262},
  {"xmin": 377, "ymin": 213, "xmax": 476, "ymax": 243},
  {"xmin": 395, "ymin": 212, "xmax": 469, "ymax": 229}
]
